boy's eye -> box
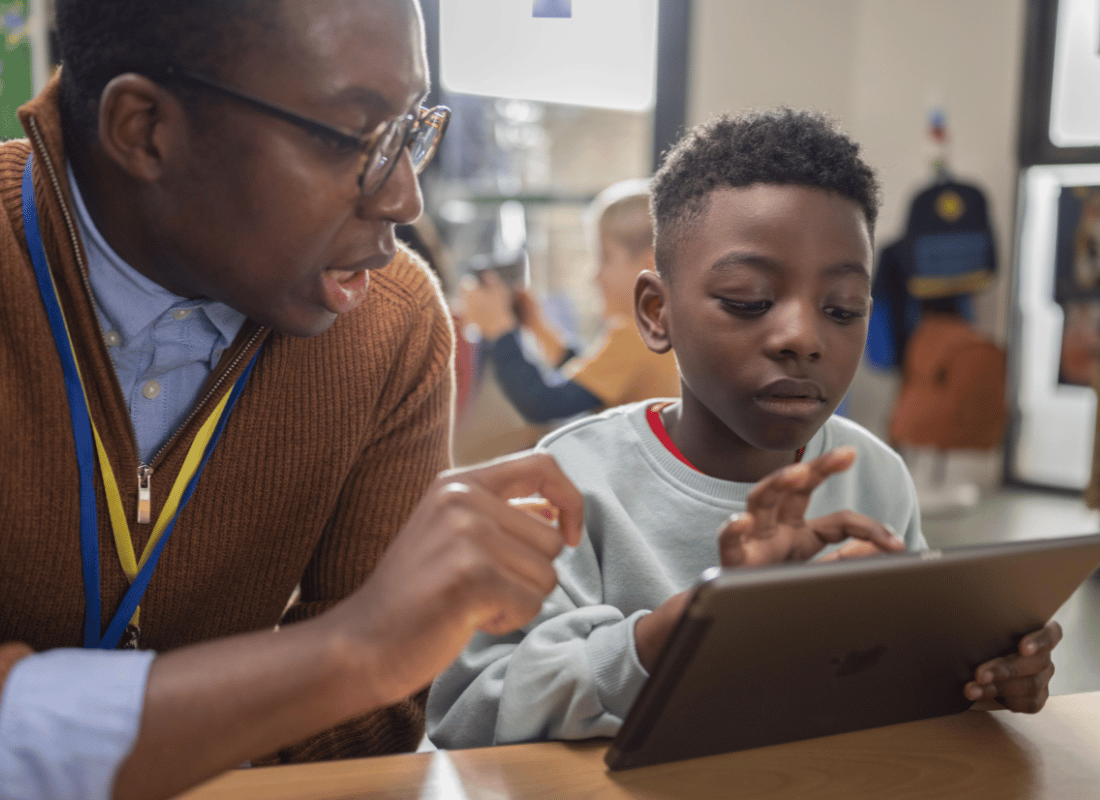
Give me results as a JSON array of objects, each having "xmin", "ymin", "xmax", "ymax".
[
  {"xmin": 719, "ymin": 298, "xmax": 771, "ymax": 315},
  {"xmin": 825, "ymin": 306, "xmax": 867, "ymax": 323}
]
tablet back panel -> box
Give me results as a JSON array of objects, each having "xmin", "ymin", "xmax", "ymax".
[{"xmin": 605, "ymin": 533, "xmax": 1100, "ymax": 770}]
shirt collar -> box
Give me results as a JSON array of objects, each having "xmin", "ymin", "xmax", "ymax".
[{"xmin": 67, "ymin": 162, "xmax": 245, "ymax": 344}]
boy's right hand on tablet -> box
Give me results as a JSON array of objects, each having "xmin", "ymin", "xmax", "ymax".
[
  {"xmin": 718, "ymin": 446, "xmax": 905, "ymax": 567},
  {"xmin": 634, "ymin": 590, "xmax": 692, "ymax": 672}
]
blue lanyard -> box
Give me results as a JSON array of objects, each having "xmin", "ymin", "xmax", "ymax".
[{"xmin": 21, "ymin": 154, "xmax": 258, "ymax": 649}]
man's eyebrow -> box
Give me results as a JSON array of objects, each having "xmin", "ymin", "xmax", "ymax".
[{"xmin": 710, "ymin": 252, "xmax": 870, "ymax": 282}]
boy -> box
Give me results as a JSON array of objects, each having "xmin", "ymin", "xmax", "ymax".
[
  {"xmin": 427, "ymin": 109, "xmax": 1060, "ymax": 748},
  {"xmin": 461, "ymin": 179, "xmax": 680, "ymax": 424}
]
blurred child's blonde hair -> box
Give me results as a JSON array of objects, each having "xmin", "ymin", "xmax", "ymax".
[{"xmin": 585, "ymin": 178, "xmax": 654, "ymax": 259}]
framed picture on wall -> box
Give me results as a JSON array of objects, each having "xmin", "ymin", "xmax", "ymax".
[
  {"xmin": 1019, "ymin": 0, "xmax": 1100, "ymax": 166},
  {"xmin": 1009, "ymin": 164, "xmax": 1100, "ymax": 489}
]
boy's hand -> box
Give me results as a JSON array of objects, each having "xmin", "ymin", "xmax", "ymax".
[
  {"xmin": 965, "ymin": 621, "xmax": 1062, "ymax": 713},
  {"xmin": 512, "ymin": 288, "xmax": 544, "ymax": 329},
  {"xmin": 634, "ymin": 590, "xmax": 692, "ymax": 672},
  {"xmin": 460, "ymin": 270, "xmax": 516, "ymax": 341},
  {"xmin": 718, "ymin": 447, "xmax": 906, "ymax": 567}
]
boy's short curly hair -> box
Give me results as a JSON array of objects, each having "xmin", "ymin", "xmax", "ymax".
[{"xmin": 650, "ymin": 108, "xmax": 880, "ymax": 275}]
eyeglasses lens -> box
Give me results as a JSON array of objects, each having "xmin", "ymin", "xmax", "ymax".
[{"xmin": 359, "ymin": 107, "xmax": 450, "ymax": 196}]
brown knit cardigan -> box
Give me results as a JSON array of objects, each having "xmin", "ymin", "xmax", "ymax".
[{"xmin": 0, "ymin": 79, "xmax": 454, "ymax": 761}]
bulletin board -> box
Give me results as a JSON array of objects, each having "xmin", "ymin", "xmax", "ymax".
[
  {"xmin": 1007, "ymin": 0, "xmax": 1100, "ymax": 489},
  {"xmin": 1019, "ymin": 0, "xmax": 1100, "ymax": 165},
  {"xmin": 1011, "ymin": 164, "xmax": 1100, "ymax": 489},
  {"xmin": 0, "ymin": 1, "xmax": 33, "ymax": 140}
]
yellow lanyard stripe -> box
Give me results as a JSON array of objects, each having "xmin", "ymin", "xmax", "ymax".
[
  {"xmin": 93, "ymin": 389, "xmax": 235, "ymax": 627},
  {"xmin": 44, "ymin": 255, "xmax": 238, "ymax": 631}
]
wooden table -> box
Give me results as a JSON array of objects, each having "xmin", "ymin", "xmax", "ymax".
[{"xmin": 178, "ymin": 692, "xmax": 1100, "ymax": 799}]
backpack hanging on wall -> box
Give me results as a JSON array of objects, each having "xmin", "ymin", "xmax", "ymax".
[
  {"xmin": 867, "ymin": 179, "xmax": 992, "ymax": 371},
  {"xmin": 901, "ymin": 180, "xmax": 996, "ymax": 299},
  {"xmin": 889, "ymin": 312, "xmax": 1007, "ymax": 450}
]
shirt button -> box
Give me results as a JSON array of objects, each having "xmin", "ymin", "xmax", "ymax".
[
  {"xmin": 173, "ymin": 309, "xmax": 191, "ymax": 320},
  {"xmin": 142, "ymin": 380, "xmax": 161, "ymax": 400},
  {"xmin": 103, "ymin": 331, "xmax": 121, "ymax": 346}
]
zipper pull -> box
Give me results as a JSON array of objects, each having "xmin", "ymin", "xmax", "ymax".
[{"xmin": 137, "ymin": 465, "xmax": 152, "ymax": 524}]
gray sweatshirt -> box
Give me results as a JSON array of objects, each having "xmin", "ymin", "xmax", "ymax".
[{"xmin": 427, "ymin": 400, "xmax": 927, "ymax": 749}]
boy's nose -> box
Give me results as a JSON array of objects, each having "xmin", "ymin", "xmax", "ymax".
[{"xmin": 765, "ymin": 301, "xmax": 824, "ymax": 361}]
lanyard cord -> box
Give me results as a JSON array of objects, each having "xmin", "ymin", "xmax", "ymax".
[{"xmin": 21, "ymin": 154, "xmax": 258, "ymax": 649}]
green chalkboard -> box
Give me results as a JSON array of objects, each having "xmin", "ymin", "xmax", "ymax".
[{"xmin": 0, "ymin": 2, "xmax": 32, "ymax": 141}]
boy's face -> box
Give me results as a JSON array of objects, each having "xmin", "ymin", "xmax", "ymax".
[{"xmin": 641, "ymin": 184, "xmax": 872, "ymax": 459}]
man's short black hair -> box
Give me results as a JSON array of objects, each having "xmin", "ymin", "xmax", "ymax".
[
  {"xmin": 56, "ymin": 0, "xmax": 280, "ymax": 139},
  {"xmin": 650, "ymin": 108, "xmax": 880, "ymax": 275}
]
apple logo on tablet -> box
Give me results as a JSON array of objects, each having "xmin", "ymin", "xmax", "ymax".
[{"xmin": 832, "ymin": 644, "xmax": 887, "ymax": 677}]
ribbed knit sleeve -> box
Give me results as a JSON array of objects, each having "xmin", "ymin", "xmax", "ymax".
[
  {"xmin": 2, "ymin": 78, "xmax": 458, "ymax": 767},
  {"xmin": 0, "ymin": 138, "xmax": 40, "ymax": 720},
  {"xmin": 261, "ymin": 257, "xmax": 455, "ymax": 762}
]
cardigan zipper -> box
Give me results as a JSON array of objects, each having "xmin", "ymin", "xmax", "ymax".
[
  {"xmin": 132, "ymin": 323, "xmax": 265, "ymax": 524},
  {"xmin": 26, "ymin": 116, "xmax": 268, "ymax": 526}
]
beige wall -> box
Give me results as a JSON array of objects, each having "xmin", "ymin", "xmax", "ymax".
[{"xmin": 688, "ymin": 0, "xmax": 1025, "ymax": 471}]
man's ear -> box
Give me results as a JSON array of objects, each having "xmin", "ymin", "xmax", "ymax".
[
  {"xmin": 634, "ymin": 269, "xmax": 672, "ymax": 354},
  {"xmin": 97, "ymin": 74, "xmax": 182, "ymax": 182}
]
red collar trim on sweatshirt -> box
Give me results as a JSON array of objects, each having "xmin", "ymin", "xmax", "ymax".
[
  {"xmin": 646, "ymin": 402, "xmax": 701, "ymax": 472},
  {"xmin": 645, "ymin": 402, "xmax": 805, "ymax": 472}
]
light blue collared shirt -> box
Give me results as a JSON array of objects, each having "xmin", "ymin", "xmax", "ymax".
[
  {"xmin": 68, "ymin": 162, "xmax": 247, "ymax": 463},
  {"xmin": 0, "ymin": 650, "xmax": 155, "ymax": 800},
  {"xmin": 0, "ymin": 168, "xmax": 248, "ymax": 799}
]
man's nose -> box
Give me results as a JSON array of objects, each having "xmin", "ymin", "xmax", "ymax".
[{"xmin": 360, "ymin": 149, "xmax": 423, "ymax": 224}]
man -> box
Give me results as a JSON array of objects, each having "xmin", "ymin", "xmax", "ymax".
[{"xmin": 0, "ymin": 2, "xmax": 582, "ymax": 799}]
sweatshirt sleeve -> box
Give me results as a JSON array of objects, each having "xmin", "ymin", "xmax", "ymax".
[
  {"xmin": 484, "ymin": 330, "xmax": 602, "ymax": 424},
  {"xmin": 426, "ymin": 540, "xmax": 650, "ymax": 748}
]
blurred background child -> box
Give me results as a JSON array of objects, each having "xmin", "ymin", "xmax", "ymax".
[{"xmin": 460, "ymin": 179, "xmax": 680, "ymax": 426}]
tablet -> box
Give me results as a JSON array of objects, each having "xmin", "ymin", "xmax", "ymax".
[{"xmin": 605, "ymin": 532, "xmax": 1100, "ymax": 771}]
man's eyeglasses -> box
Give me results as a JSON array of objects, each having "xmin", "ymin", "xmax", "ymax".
[{"xmin": 151, "ymin": 65, "xmax": 450, "ymax": 198}]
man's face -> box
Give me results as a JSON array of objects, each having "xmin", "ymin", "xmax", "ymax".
[
  {"xmin": 153, "ymin": 0, "xmax": 428, "ymax": 336},
  {"xmin": 663, "ymin": 184, "xmax": 872, "ymax": 455}
]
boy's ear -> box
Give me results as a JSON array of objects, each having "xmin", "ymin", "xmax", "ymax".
[
  {"xmin": 96, "ymin": 73, "xmax": 182, "ymax": 182},
  {"xmin": 634, "ymin": 269, "xmax": 672, "ymax": 354}
]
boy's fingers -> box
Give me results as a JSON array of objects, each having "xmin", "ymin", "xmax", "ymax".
[
  {"xmin": 782, "ymin": 447, "xmax": 857, "ymax": 523},
  {"xmin": 816, "ymin": 539, "xmax": 884, "ymax": 562},
  {"xmin": 964, "ymin": 662, "xmax": 1054, "ymax": 713},
  {"xmin": 717, "ymin": 513, "xmax": 757, "ymax": 565},
  {"xmin": 1018, "ymin": 621, "xmax": 1063, "ymax": 656},
  {"xmin": 745, "ymin": 463, "xmax": 811, "ymax": 533},
  {"xmin": 802, "ymin": 511, "xmax": 905, "ymax": 559},
  {"xmin": 974, "ymin": 649, "xmax": 1056, "ymax": 687},
  {"xmin": 749, "ymin": 447, "xmax": 857, "ymax": 527}
]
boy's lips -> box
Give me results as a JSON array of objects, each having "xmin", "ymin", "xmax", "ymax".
[{"xmin": 753, "ymin": 378, "xmax": 826, "ymax": 419}]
